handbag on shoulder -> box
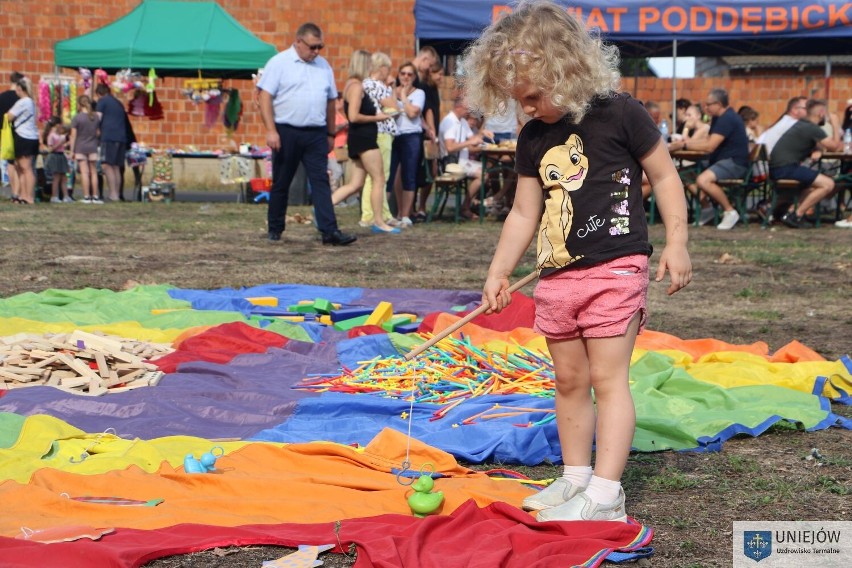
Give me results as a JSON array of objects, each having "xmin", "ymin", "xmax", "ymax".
[{"xmin": 1, "ymin": 116, "xmax": 14, "ymax": 161}]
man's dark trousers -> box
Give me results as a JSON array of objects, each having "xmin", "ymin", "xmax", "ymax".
[{"xmin": 268, "ymin": 124, "xmax": 337, "ymax": 235}]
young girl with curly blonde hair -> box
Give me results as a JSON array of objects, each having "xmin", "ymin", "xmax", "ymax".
[{"xmin": 465, "ymin": 0, "xmax": 692, "ymax": 522}]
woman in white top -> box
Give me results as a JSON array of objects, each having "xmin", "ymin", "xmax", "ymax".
[
  {"xmin": 5, "ymin": 76, "xmax": 39, "ymax": 204},
  {"xmin": 387, "ymin": 61, "xmax": 425, "ymax": 226}
]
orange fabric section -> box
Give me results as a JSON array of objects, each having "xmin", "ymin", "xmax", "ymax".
[{"xmin": 0, "ymin": 429, "xmax": 534, "ymax": 537}]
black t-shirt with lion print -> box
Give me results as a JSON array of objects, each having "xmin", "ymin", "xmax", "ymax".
[{"xmin": 515, "ymin": 92, "xmax": 659, "ymax": 276}]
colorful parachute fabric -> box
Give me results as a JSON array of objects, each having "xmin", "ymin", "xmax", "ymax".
[{"xmin": 0, "ymin": 284, "xmax": 849, "ymax": 566}]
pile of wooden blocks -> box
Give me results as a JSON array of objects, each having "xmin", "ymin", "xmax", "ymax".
[{"xmin": 0, "ymin": 330, "xmax": 173, "ymax": 395}]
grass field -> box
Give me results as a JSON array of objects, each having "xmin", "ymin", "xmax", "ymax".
[{"xmin": 0, "ymin": 198, "xmax": 849, "ymax": 567}]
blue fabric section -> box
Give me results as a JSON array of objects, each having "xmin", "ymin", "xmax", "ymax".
[
  {"xmin": 336, "ymin": 334, "xmax": 402, "ymax": 370},
  {"xmin": 606, "ymin": 548, "xmax": 655, "ymax": 563},
  {"xmin": 249, "ymin": 392, "xmax": 562, "ymax": 465}
]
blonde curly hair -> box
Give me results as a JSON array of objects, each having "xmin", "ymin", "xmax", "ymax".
[{"xmin": 462, "ymin": 0, "xmax": 621, "ymax": 124}]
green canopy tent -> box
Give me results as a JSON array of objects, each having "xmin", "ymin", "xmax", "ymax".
[{"xmin": 54, "ymin": 0, "xmax": 277, "ymax": 78}]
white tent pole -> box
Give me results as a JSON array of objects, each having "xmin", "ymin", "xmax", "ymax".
[{"xmin": 671, "ymin": 39, "xmax": 678, "ymax": 130}]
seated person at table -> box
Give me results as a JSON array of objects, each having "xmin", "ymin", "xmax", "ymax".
[
  {"xmin": 676, "ymin": 88, "xmax": 750, "ymax": 230},
  {"xmin": 757, "ymin": 96, "xmax": 807, "ymax": 156},
  {"xmin": 668, "ymin": 104, "xmax": 713, "ymax": 223},
  {"xmin": 439, "ymin": 98, "xmax": 492, "ymax": 219},
  {"xmin": 768, "ymin": 98, "xmax": 843, "ymax": 229},
  {"xmin": 738, "ymin": 106, "xmax": 763, "ymax": 146}
]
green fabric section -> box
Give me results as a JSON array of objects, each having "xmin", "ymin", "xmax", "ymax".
[
  {"xmin": 0, "ymin": 285, "xmax": 317, "ymax": 343},
  {"xmin": 262, "ymin": 320, "xmax": 314, "ymax": 343},
  {"xmin": 0, "ymin": 413, "xmax": 26, "ymax": 449},
  {"xmin": 631, "ymin": 352, "xmax": 829, "ymax": 451},
  {"xmin": 54, "ymin": 0, "xmax": 276, "ymax": 75},
  {"xmin": 387, "ymin": 332, "xmax": 425, "ymax": 355},
  {"xmin": 0, "ymin": 285, "xmax": 186, "ymax": 325}
]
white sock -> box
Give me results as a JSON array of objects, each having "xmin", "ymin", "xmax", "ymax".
[
  {"xmin": 561, "ymin": 465, "xmax": 592, "ymax": 489},
  {"xmin": 584, "ymin": 475, "xmax": 621, "ymax": 504}
]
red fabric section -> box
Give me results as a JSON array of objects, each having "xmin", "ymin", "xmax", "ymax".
[
  {"xmin": 418, "ymin": 291, "xmax": 535, "ymax": 334},
  {"xmin": 150, "ymin": 322, "xmax": 289, "ymax": 373},
  {"xmin": 0, "ymin": 501, "xmax": 651, "ymax": 568},
  {"xmin": 347, "ymin": 325, "xmax": 387, "ymax": 338}
]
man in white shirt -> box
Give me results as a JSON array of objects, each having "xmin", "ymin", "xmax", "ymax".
[
  {"xmin": 439, "ymin": 98, "xmax": 492, "ymax": 216},
  {"xmin": 258, "ymin": 22, "xmax": 356, "ymax": 245},
  {"xmin": 757, "ymin": 96, "xmax": 807, "ymax": 156}
]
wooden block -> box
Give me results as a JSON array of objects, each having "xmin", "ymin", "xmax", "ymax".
[
  {"xmin": 60, "ymin": 376, "xmax": 90, "ymax": 389},
  {"xmin": 146, "ymin": 371, "xmax": 165, "ymax": 386},
  {"xmin": 365, "ymin": 301, "xmax": 393, "ymax": 326},
  {"xmin": 30, "ymin": 354, "xmax": 61, "ymax": 369},
  {"xmin": 95, "ymin": 353, "xmax": 109, "ymax": 378},
  {"xmin": 117, "ymin": 369, "xmax": 146, "ymax": 384},
  {"xmin": 56, "ymin": 354, "xmax": 101, "ymax": 381},
  {"xmin": 68, "ymin": 330, "xmax": 123, "ymax": 355},
  {"xmin": 0, "ymin": 368, "xmax": 33, "ymax": 382}
]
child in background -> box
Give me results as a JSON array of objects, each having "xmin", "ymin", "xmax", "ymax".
[
  {"xmin": 70, "ymin": 94, "xmax": 102, "ymax": 204},
  {"xmin": 43, "ymin": 117, "xmax": 72, "ymax": 203},
  {"xmin": 464, "ymin": 0, "xmax": 692, "ymax": 522}
]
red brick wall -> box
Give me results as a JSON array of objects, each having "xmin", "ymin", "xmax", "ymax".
[
  {"xmin": 0, "ymin": 0, "xmax": 416, "ymax": 150},
  {"xmin": 2, "ymin": 0, "xmax": 849, "ymax": 151},
  {"xmin": 624, "ymin": 74, "xmax": 852, "ymax": 130}
]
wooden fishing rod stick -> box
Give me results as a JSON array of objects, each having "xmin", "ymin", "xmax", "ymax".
[{"xmin": 404, "ymin": 270, "xmax": 539, "ymax": 361}]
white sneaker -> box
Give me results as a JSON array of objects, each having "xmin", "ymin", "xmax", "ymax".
[
  {"xmin": 399, "ymin": 216, "xmax": 413, "ymax": 228},
  {"xmin": 63, "ymin": 196, "xmax": 75, "ymax": 203},
  {"xmin": 50, "ymin": 197, "xmax": 62, "ymax": 203},
  {"xmin": 522, "ymin": 477, "xmax": 586, "ymax": 512},
  {"xmin": 716, "ymin": 209, "xmax": 740, "ymax": 230},
  {"xmin": 835, "ymin": 218, "xmax": 852, "ymax": 228},
  {"xmin": 91, "ymin": 197, "xmax": 104, "ymax": 204},
  {"xmin": 80, "ymin": 197, "xmax": 92, "ymax": 204},
  {"xmin": 536, "ymin": 489, "xmax": 628, "ymax": 523},
  {"xmin": 698, "ymin": 207, "xmax": 715, "ymax": 226}
]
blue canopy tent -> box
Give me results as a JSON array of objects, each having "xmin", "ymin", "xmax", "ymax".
[
  {"xmin": 415, "ymin": 0, "xmax": 852, "ymax": 126},
  {"xmin": 414, "ymin": 0, "xmax": 852, "ymax": 58}
]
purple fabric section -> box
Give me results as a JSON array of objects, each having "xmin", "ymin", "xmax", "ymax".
[
  {"xmin": 0, "ymin": 340, "xmax": 340, "ymax": 440},
  {"xmin": 169, "ymin": 284, "xmax": 481, "ymax": 318}
]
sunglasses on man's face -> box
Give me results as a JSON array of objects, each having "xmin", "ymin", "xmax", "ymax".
[
  {"xmin": 399, "ymin": 71, "xmax": 415, "ymax": 77},
  {"xmin": 300, "ymin": 39, "xmax": 324, "ymax": 51}
]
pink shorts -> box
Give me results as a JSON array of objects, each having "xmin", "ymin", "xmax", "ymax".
[{"xmin": 533, "ymin": 254, "xmax": 649, "ymax": 340}]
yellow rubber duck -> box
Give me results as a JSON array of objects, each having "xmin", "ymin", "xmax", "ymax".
[{"xmin": 407, "ymin": 474, "xmax": 444, "ymax": 517}]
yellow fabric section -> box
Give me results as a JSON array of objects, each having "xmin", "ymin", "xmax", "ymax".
[
  {"xmin": 0, "ymin": 414, "xmax": 252, "ymax": 484},
  {"xmin": 0, "ymin": 317, "xmax": 185, "ymax": 343}
]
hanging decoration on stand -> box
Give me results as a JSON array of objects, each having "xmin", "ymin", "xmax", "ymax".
[
  {"xmin": 78, "ymin": 68, "xmax": 92, "ymax": 95},
  {"xmin": 112, "ymin": 69, "xmax": 145, "ymax": 95},
  {"xmin": 182, "ymin": 75, "xmax": 223, "ymax": 129},
  {"xmin": 223, "ymin": 89, "xmax": 243, "ymax": 136},
  {"xmin": 146, "ymin": 68, "xmax": 157, "ymax": 105},
  {"xmin": 94, "ymin": 68, "xmax": 110, "ymax": 87},
  {"xmin": 37, "ymin": 76, "xmax": 78, "ymax": 123},
  {"xmin": 126, "ymin": 68, "xmax": 163, "ymax": 121}
]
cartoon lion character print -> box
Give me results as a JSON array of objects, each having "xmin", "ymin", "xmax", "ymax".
[{"xmin": 537, "ymin": 133, "xmax": 587, "ymax": 269}]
